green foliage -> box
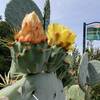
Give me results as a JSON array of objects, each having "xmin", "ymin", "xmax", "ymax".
[
  {"xmin": 62, "ymin": 48, "xmax": 81, "ymax": 87},
  {"xmin": 72, "ymin": 48, "xmax": 81, "ymax": 69},
  {"xmin": 87, "ymin": 48, "xmax": 100, "ymax": 61},
  {"xmin": 0, "ymin": 21, "xmax": 13, "ymax": 75},
  {"xmin": 90, "ymin": 84, "xmax": 100, "ymax": 100},
  {"xmin": 47, "ymin": 46, "xmax": 66, "ymax": 73},
  {"xmin": 0, "ymin": 52, "xmax": 10, "ymax": 75},
  {"xmin": 64, "ymin": 85, "xmax": 85, "ymax": 100},
  {"xmin": 0, "ymin": 21, "xmax": 13, "ymax": 39},
  {"xmin": 78, "ymin": 52, "xmax": 100, "ymax": 99}
]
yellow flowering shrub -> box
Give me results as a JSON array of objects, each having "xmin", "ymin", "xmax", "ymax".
[{"xmin": 47, "ymin": 23, "xmax": 76, "ymax": 51}]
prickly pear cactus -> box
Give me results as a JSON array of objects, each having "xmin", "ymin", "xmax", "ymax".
[
  {"xmin": 87, "ymin": 60, "xmax": 100, "ymax": 99},
  {"xmin": 0, "ymin": 73, "xmax": 65, "ymax": 100},
  {"xmin": 5, "ymin": 0, "xmax": 43, "ymax": 28},
  {"xmin": 79, "ymin": 52, "xmax": 100, "ymax": 88},
  {"xmin": 0, "ymin": 0, "xmax": 76, "ymax": 99},
  {"xmin": 21, "ymin": 73, "xmax": 65, "ymax": 100},
  {"xmin": 78, "ymin": 52, "xmax": 100, "ymax": 99},
  {"xmin": 88, "ymin": 60, "xmax": 100, "ymax": 86},
  {"xmin": 64, "ymin": 85, "xmax": 85, "ymax": 100},
  {"xmin": 78, "ymin": 52, "xmax": 89, "ymax": 91},
  {"xmin": 9, "ymin": 42, "xmax": 51, "ymax": 75}
]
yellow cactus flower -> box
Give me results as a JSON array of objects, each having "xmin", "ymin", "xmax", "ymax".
[
  {"xmin": 67, "ymin": 45, "xmax": 75, "ymax": 53},
  {"xmin": 15, "ymin": 11, "xmax": 47, "ymax": 44},
  {"xmin": 47, "ymin": 23, "xmax": 76, "ymax": 50}
]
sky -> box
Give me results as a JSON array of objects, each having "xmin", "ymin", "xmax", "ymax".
[{"xmin": 0, "ymin": 0, "xmax": 100, "ymax": 54}]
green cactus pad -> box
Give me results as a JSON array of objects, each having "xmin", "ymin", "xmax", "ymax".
[
  {"xmin": 65, "ymin": 85, "xmax": 85, "ymax": 100},
  {"xmin": 9, "ymin": 42, "xmax": 51, "ymax": 75},
  {"xmin": 78, "ymin": 52, "xmax": 100, "ymax": 99},
  {"xmin": 5, "ymin": 0, "xmax": 43, "ymax": 28},
  {"xmin": 78, "ymin": 52, "xmax": 89, "ymax": 91},
  {"xmin": 0, "ymin": 73, "xmax": 65, "ymax": 100},
  {"xmin": 88, "ymin": 60, "xmax": 100, "ymax": 87}
]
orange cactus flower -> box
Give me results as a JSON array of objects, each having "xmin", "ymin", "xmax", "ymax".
[{"xmin": 15, "ymin": 11, "xmax": 47, "ymax": 44}]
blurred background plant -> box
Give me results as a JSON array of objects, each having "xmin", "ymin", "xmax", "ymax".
[
  {"xmin": 0, "ymin": 21, "xmax": 13, "ymax": 76},
  {"xmin": 86, "ymin": 40, "xmax": 100, "ymax": 60},
  {"xmin": 86, "ymin": 47, "xmax": 100, "ymax": 61},
  {"xmin": 62, "ymin": 47, "xmax": 81, "ymax": 87}
]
